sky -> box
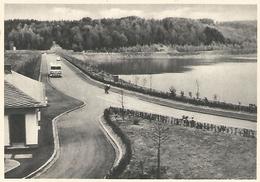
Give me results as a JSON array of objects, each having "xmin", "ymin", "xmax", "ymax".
[{"xmin": 4, "ymin": 4, "xmax": 257, "ymax": 22}]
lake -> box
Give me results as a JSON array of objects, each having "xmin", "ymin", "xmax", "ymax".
[{"xmin": 79, "ymin": 52, "xmax": 257, "ymax": 105}]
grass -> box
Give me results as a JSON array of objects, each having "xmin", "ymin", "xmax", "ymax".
[
  {"xmin": 4, "ymin": 50, "xmax": 42, "ymax": 80},
  {"xmin": 5, "ymin": 55, "xmax": 83, "ymax": 178},
  {"xmin": 109, "ymin": 113, "xmax": 256, "ymax": 179}
]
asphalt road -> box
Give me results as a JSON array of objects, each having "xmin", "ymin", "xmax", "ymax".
[
  {"xmin": 38, "ymin": 53, "xmax": 256, "ymax": 178},
  {"xmin": 38, "ymin": 54, "xmax": 115, "ymax": 178}
]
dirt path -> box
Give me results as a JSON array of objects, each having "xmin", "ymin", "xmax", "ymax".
[{"xmin": 38, "ymin": 53, "xmax": 256, "ymax": 178}]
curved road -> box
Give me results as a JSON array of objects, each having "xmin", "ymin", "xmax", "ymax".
[
  {"xmin": 38, "ymin": 54, "xmax": 256, "ymax": 178},
  {"xmin": 38, "ymin": 54, "xmax": 116, "ymax": 178}
]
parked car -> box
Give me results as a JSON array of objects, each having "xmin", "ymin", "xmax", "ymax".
[{"xmin": 56, "ymin": 56, "xmax": 61, "ymax": 61}]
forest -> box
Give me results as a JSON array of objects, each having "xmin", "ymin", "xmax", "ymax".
[{"xmin": 4, "ymin": 16, "xmax": 257, "ymax": 52}]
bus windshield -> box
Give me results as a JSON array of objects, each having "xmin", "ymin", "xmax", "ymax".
[{"xmin": 51, "ymin": 66, "xmax": 61, "ymax": 70}]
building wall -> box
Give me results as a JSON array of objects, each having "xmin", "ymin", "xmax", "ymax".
[
  {"xmin": 5, "ymin": 108, "xmax": 40, "ymax": 147},
  {"xmin": 4, "ymin": 115, "xmax": 10, "ymax": 146},
  {"xmin": 25, "ymin": 111, "xmax": 39, "ymax": 145}
]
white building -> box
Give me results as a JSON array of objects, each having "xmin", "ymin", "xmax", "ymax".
[{"xmin": 4, "ymin": 65, "xmax": 47, "ymax": 148}]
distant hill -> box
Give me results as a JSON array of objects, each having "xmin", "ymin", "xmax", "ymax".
[
  {"xmin": 216, "ymin": 21, "xmax": 256, "ymax": 44},
  {"xmin": 4, "ymin": 17, "xmax": 256, "ymax": 51}
]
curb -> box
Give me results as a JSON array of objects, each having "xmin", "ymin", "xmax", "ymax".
[
  {"xmin": 99, "ymin": 115, "xmax": 123, "ymax": 169},
  {"xmin": 24, "ymin": 76, "xmax": 86, "ymax": 179},
  {"xmin": 4, "ymin": 159, "xmax": 21, "ymax": 173}
]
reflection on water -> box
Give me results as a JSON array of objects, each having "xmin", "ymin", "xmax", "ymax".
[
  {"xmin": 97, "ymin": 58, "xmax": 195, "ymax": 74},
  {"xmin": 96, "ymin": 56, "xmax": 256, "ymax": 75},
  {"xmin": 95, "ymin": 55, "xmax": 256, "ymax": 105}
]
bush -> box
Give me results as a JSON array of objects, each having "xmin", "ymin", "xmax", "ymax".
[{"xmin": 133, "ymin": 117, "xmax": 140, "ymax": 125}]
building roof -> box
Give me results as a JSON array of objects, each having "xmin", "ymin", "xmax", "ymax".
[
  {"xmin": 5, "ymin": 81, "xmax": 41, "ymax": 108},
  {"xmin": 5, "ymin": 71, "xmax": 47, "ymax": 109}
]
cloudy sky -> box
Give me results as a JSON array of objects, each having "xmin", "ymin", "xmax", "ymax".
[{"xmin": 5, "ymin": 4, "xmax": 257, "ymax": 21}]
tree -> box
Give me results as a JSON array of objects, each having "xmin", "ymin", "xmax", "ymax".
[
  {"xmin": 196, "ymin": 92, "xmax": 200, "ymax": 99},
  {"xmin": 142, "ymin": 77, "xmax": 147, "ymax": 87},
  {"xmin": 180, "ymin": 91, "xmax": 184, "ymax": 97},
  {"xmin": 134, "ymin": 75, "xmax": 140, "ymax": 85},
  {"xmin": 188, "ymin": 91, "xmax": 192, "ymax": 98},
  {"xmin": 203, "ymin": 26, "xmax": 225, "ymax": 45},
  {"xmin": 111, "ymin": 30, "xmax": 128, "ymax": 47},
  {"xmin": 120, "ymin": 89, "xmax": 125, "ymax": 120},
  {"xmin": 142, "ymin": 120, "xmax": 170, "ymax": 179},
  {"xmin": 213, "ymin": 94, "xmax": 218, "ymax": 101},
  {"xmin": 4, "ymin": 17, "xmax": 255, "ymax": 51},
  {"xmin": 149, "ymin": 75, "xmax": 153, "ymax": 90},
  {"xmin": 169, "ymin": 86, "xmax": 177, "ymax": 97},
  {"xmin": 195, "ymin": 80, "xmax": 200, "ymax": 99}
]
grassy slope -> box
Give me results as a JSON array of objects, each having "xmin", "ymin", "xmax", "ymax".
[
  {"xmin": 110, "ymin": 114, "xmax": 256, "ymax": 179},
  {"xmin": 4, "ymin": 51, "xmax": 42, "ymax": 80},
  {"xmin": 5, "ymin": 51, "xmax": 83, "ymax": 178}
]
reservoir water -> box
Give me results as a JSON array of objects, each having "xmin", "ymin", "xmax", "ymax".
[{"xmin": 79, "ymin": 52, "xmax": 257, "ymax": 105}]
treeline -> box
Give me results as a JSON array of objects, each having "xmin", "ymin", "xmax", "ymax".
[{"xmin": 4, "ymin": 17, "xmax": 244, "ymax": 51}]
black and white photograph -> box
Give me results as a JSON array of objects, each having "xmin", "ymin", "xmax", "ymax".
[{"xmin": 3, "ymin": 2, "xmax": 257, "ymax": 179}]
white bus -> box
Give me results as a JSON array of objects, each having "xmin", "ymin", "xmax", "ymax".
[{"xmin": 49, "ymin": 63, "xmax": 62, "ymax": 77}]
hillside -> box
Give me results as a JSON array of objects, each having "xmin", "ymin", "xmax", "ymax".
[
  {"xmin": 216, "ymin": 21, "xmax": 256, "ymax": 44},
  {"xmin": 4, "ymin": 17, "xmax": 256, "ymax": 52}
]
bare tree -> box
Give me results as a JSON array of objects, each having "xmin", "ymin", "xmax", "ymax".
[
  {"xmin": 134, "ymin": 75, "xmax": 140, "ymax": 85},
  {"xmin": 180, "ymin": 90, "xmax": 184, "ymax": 97},
  {"xmin": 142, "ymin": 120, "xmax": 170, "ymax": 179},
  {"xmin": 238, "ymin": 101, "xmax": 241, "ymax": 111},
  {"xmin": 149, "ymin": 74, "xmax": 152, "ymax": 90},
  {"xmin": 188, "ymin": 91, "xmax": 192, "ymax": 98},
  {"xmin": 196, "ymin": 80, "xmax": 200, "ymax": 99},
  {"xmin": 213, "ymin": 94, "xmax": 218, "ymax": 101},
  {"xmin": 142, "ymin": 77, "xmax": 147, "ymax": 87},
  {"xmin": 169, "ymin": 86, "xmax": 177, "ymax": 97},
  {"xmin": 120, "ymin": 89, "xmax": 125, "ymax": 120}
]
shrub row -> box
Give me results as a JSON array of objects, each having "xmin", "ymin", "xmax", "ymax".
[
  {"xmin": 103, "ymin": 108, "xmax": 132, "ymax": 179},
  {"xmin": 61, "ymin": 53, "xmax": 257, "ymax": 113},
  {"xmin": 109, "ymin": 107, "xmax": 256, "ymax": 138}
]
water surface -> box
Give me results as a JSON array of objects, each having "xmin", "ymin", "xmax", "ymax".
[{"xmin": 82, "ymin": 52, "xmax": 257, "ymax": 105}]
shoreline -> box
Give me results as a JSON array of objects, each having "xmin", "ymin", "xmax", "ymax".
[{"xmin": 72, "ymin": 50, "xmax": 257, "ymax": 61}]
